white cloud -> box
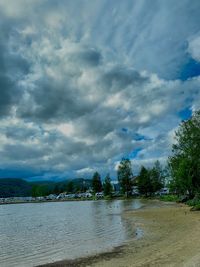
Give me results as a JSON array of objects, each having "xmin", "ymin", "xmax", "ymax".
[{"xmin": 188, "ymin": 35, "xmax": 200, "ymax": 62}]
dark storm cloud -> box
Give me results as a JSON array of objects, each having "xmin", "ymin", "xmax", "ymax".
[
  {"xmin": 0, "ymin": 74, "xmax": 14, "ymax": 116},
  {"xmin": 101, "ymin": 66, "xmax": 148, "ymax": 91},
  {"xmin": 0, "ymin": 37, "xmax": 16, "ymax": 117},
  {"xmin": 17, "ymin": 78, "xmax": 96, "ymax": 122},
  {"xmin": 1, "ymin": 143, "xmax": 49, "ymax": 161},
  {"xmin": 0, "ymin": 13, "xmax": 30, "ymax": 117},
  {"xmin": 4, "ymin": 126, "xmax": 39, "ymax": 141},
  {"xmin": 69, "ymin": 48, "xmax": 102, "ymax": 67}
]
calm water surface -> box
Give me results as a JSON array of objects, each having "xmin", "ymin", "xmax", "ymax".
[{"xmin": 0, "ymin": 199, "xmax": 143, "ymax": 267}]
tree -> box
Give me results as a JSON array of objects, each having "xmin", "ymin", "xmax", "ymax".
[
  {"xmin": 169, "ymin": 157, "xmax": 193, "ymax": 196},
  {"xmin": 31, "ymin": 185, "xmax": 49, "ymax": 197},
  {"xmin": 150, "ymin": 161, "xmax": 164, "ymax": 193},
  {"xmin": 137, "ymin": 162, "xmax": 164, "ymax": 197},
  {"xmin": 92, "ymin": 172, "xmax": 102, "ymax": 193},
  {"xmin": 54, "ymin": 185, "xmax": 60, "ymax": 195},
  {"xmin": 103, "ymin": 174, "xmax": 112, "ymax": 196},
  {"xmin": 168, "ymin": 110, "xmax": 200, "ymax": 198},
  {"xmin": 137, "ymin": 166, "xmax": 152, "ymax": 196},
  {"xmin": 117, "ymin": 158, "xmax": 133, "ymax": 197},
  {"xmin": 66, "ymin": 181, "xmax": 74, "ymax": 193}
]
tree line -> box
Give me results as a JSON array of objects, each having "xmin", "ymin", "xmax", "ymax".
[
  {"xmin": 90, "ymin": 158, "xmax": 165, "ymax": 197},
  {"xmin": 31, "ymin": 159, "xmax": 166, "ymax": 198}
]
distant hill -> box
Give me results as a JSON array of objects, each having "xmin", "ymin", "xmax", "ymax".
[
  {"xmin": 0, "ymin": 177, "xmax": 93, "ymax": 198},
  {"xmin": 0, "ymin": 178, "xmax": 32, "ymax": 198},
  {"xmin": 71, "ymin": 178, "xmax": 92, "ymax": 189},
  {"xmin": 30, "ymin": 178, "xmax": 92, "ymax": 192}
]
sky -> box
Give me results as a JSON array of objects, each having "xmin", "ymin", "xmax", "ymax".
[{"xmin": 0, "ymin": 0, "xmax": 200, "ymax": 181}]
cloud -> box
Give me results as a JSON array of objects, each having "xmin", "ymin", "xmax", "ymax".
[
  {"xmin": 0, "ymin": 11, "xmax": 30, "ymax": 117},
  {"xmin": 0, "ymin": 1, "xmax": 200, "ymax": 179},
  {"xmin": 188, "ymin": 35, "xmax": 200, "ymax": 62}
]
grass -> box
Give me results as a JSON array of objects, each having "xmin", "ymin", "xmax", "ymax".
[
  {"xmin": 187, "ymin": 198, "xmax": 200, "ymax": 206},
  {"xmin": 159, "ymin": 194, "xmax": 180, "ymax": 202},
  {"xmin": 185, "ymin": 196, "xmax": 200, "ymax": 211},
  {"xmin": 190, "ymin": 203, "xmax": 200, "ymax": 211}
]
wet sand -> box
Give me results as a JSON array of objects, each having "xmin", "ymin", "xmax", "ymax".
[{"xmin": 38, "ymin": 201, "xmax": 200, "ymax": 267}]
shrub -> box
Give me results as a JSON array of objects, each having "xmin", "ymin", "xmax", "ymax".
[
  {"xmin": 159, "ymin": 194, "xmax": 179, "ymax": 202},
  {"xmin": 190, "ymin": 203, "xmax": 200, "ymax": 211}
]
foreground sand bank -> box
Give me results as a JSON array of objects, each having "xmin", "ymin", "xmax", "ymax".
[{"xmin": 39, "ymin": 201, "xmax": 200, "ymax": 267}]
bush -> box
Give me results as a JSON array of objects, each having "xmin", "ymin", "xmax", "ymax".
[
  {"xmin": 187, "ymin": 198, "xmax": 200, "ymax": 207},
  {"xmin": 190, "ymin": 204, "xmax": 200, "ymax": 211},
  {"xmin": 186, "ymin": 194, "xmax": 200, "ymax": 211},
  {"xmin": 159, "ymin": 194, "xmax": 179, "ymax": 202}
]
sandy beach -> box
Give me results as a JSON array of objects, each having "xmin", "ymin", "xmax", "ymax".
[{"xmin": 39, "ymin": 201, "xmax": 200, "ymax": 267}]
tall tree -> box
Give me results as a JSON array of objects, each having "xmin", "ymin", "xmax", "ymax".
[
  {"xmin": 54, "ymin": 185, "xmax": 60, "ymax": 195},
  {"xmin": 150, "ymin": 160, "xmax": 164, "ymax": 193},
  {"xmin": 137, "ymin": 166, "xmax": 152, "ymax": 196},
  {"xmin": 168, "ymin": 110, "xmax": 200, "ymax": 198},
  {"xmin": 92, "ymin": 172, "xmax": 102, "ymax": 193},
  {"xmin": 31, "ymin": 185, "xmax": 49, "ymax": 197},
  {"xmin": 103, "ymin": 173, "xmax": 112, "ymax": 196},
  {"xmin": 66, "ymin": 181, "xmax": 74, "ymax": 193},
  {"xmin": 117, "ymin": 158, "xmax": 133, "ymax": 197}
]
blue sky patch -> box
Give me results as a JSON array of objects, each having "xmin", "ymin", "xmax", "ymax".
[
  {"xmin": 121, "ymin": 127, "xmax": 128, "ymax": 132},
  {"xmin": 178, "ymin": 107, "xmax": 192, "ymax": 120},
  {"xmin": 128, "ymin": 148, "xmax": 143, "ymax": 159},
  {"xmin": 179, "ymin": 58, "xmax": 200, "ymax": 81},
  {"xmin": 134, "ymin": 133, "xmax": 152, "ymax": 141}
]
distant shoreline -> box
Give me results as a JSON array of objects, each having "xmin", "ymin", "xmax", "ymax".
[
  {"xmin": 0, "ymin": 198, "xmax": 96, "ymax": 205},
  {"xmin": 0, "ymin": 196, "xmax": 134, "ymax": 205}
]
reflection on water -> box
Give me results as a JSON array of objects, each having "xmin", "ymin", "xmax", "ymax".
[{"xmin": 0, "ymin": 199, "xmax": 143, "ymax": 267}]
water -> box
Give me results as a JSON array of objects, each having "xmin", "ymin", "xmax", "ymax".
[{"xmin": 0, "ymin": 199, "xmax": 143, "ymax": 267}]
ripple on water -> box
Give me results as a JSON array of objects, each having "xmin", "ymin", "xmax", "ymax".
[{"xmin": 0, "ymin": 200, "xmax": 143, "ymax": 267}]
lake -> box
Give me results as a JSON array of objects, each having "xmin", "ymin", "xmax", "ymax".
[{"xmin": 0, "ymin": 199, "xmax": 143, "ymax": 267}]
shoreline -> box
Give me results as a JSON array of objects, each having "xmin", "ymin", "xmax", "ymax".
[
  {"xmin": 37, "ymin": 200, "xmax": 200, "ymax": 267},
  {"xmin": 0, "ymin": 196, "xmax": 128, "ymax": 205},
  {"xmin": 36, "ymin": 245, "xmax": 125, "ymax": 267},
  {"xmin": 0, "ymin": 197, "xmax": 142, "ymax": 206},
  {"xmin": 0, "ymin": 199, "xmax": 94, "ymax": 205}
]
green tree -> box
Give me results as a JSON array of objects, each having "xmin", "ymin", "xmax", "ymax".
[
  {"xmin": 66, "ymin": 181, "xmax": 74, "ymax": 193},
  {"xmin": 103, "ymin": 174, "xmax": 113, "ymax": 196},
  {"xmin": 92, "ymin": 172, "xmax": 102, "ymax": 193},
  {"xmin": 138, "ymin": 166, "xmax": 152, "ymax": 196},
  {"xmin": 169, "ymin": 157, "xmax": 193, "ymax": 196},
  {"xmin": 117, "ymin": 158, "xmax": 133, "ymax": 197},
  {"xmin": 31, "ymin": 185, "xmax": 49, "ymax": 197},
  {"xmin": 168, "ymin": 110, "xmax": 200, "ymax": 198},
  {"xmin": 54, "ymin": 185, "xmax": 60, "ymax": 195},
  {"xmin": 150, "ymin": 161, "xmax": 164, "ymax": 193}
]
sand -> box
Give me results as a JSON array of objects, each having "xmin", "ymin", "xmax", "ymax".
[{"xmin": 38, "ymin": 201, "xmax": 200, "ymax": 267}]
